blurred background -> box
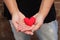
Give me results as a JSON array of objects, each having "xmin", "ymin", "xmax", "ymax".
[{"xmin": 0, "ymin": 0, "xmax": 60, "ymax": 40}]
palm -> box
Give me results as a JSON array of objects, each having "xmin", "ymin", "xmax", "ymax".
[{"xmin": 12, "ymin": 12, "xmax": 25, "ymax": 31}]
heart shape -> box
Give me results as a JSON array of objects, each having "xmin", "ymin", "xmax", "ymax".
[{"xmin": 24, "ymin": 17, "xmax": 36, "ymax": 26}]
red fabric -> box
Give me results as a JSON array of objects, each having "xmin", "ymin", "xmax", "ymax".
[{"xmin": 24, "ymin": 17, "xmax": 36, "ymax": 26}]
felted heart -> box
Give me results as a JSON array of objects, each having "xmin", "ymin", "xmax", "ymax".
[{"xmin": 24, "ymin": 17, "xmax": 36, "ymax": 26}]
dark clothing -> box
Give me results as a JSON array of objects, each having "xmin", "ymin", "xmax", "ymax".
[{"xmin": 4, "ymin": 0, "xmax": 56, "ymax": 23}]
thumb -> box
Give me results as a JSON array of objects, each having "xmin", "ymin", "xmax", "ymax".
[{"xmin": 32, "ymin": 23, "xmax": 41, "ymax": 32}]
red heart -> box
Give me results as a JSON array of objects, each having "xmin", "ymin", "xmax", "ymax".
[{"xmin": 24, "ymin": 17, "xmax": 36, "ymax": 26}]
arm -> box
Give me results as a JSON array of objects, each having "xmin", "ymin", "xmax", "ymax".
[
  {"xmin": 19, "ymin": 0, "xmax": 55, "ymax": 35},
  {"xmin": 3, "ymin": 0, "xmax": 20, "ymax": 15},
  {"xmin": 38, "ymin": 0, "xmax": 54, "ymax": 20},
  {"xmin": 32, "ymin": 0, "xmax": 54, "ymax": 32},
  {"xmin": 3, "ymin": 0, "xmax": 26, "ymax": 32}
]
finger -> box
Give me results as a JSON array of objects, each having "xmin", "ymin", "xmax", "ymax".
[
  {"xmin": 16, "ymin": 21, "xmax": 23, "ymax": 30},
  {"xmin": 18, "ymin": 25, "xmax": 23, "ymax": 32},
  {"xmin": 17, "ymin": 21, "xmax": 27, "ymax": 31},
  {"xmin": 12, "ymin": 20, "xmax": 24, "ymax": 32},
  {"xmin": 32, "ymin": 23, "xmax": 41, "ymax": 32},
  {"xmin": 19, "ymin": 25, "xmax": 26, "ymax": 32},
  {"xmin": 12, "ymin": 21, "xmax": 20, "ymax": 32},
  {"xmin": 21, "ymin": 26, "xmax": 30, "ymax": 32},
  {"xmin": 21, "ymin": 25, "xmax": 35, "ymax": 32},
  {"xmin": 24, "ymin": 30, "xmax": 33, "ymax": 35}
]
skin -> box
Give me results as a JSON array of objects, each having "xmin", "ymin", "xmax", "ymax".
[
  {"xmin": 3, "ymin": 0, "xmax": 34, "ymax": 35},
  {"xmin": 4, "ymin": 0, "xmax": 54, "ymax": 35},
  {"xmin": 21, "ymin": 0, "xmax": 54, "ymax": 35}
]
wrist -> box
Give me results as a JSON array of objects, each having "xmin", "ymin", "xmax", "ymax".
[
  {"xmin": 11, "ymin": 10, "xmax": 19, "ymax": 15},
  {"xmin": 37, "ymin": 12, "xmax": 45, "ymax": 21},
  {"xmin": 11, "ymin": 11, "xmax": 24, "ymax": 17}
]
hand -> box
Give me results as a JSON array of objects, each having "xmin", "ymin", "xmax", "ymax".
[
  {"xmin": 11, "ymin": 11, "xmax": 34, "ymax": 35},
  {"xmin": 20, "ymin": 13, "xmax": 44, "ymax": 35},
  {"xmin": 21, "ymin": 13, "xmax": 44, "ymax": 34},
  {"xmin": 12, "ymin": 12, "xmax": 26, "ymax": 31},
  {"xmin": 20, "ymin": 25, "xmax": 34, "ymax": 35},
  {"xmin": 32, "ymin": 13, "xmax": 44, "ymax": 32}
]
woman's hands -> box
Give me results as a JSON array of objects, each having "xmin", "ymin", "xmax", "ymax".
[
  {"xmin": 20, "ymin": 13, "xmax": 44, "ymax": 35},
  {"xmin": 11, "ymin": 11, "xmax": 44, "ymax": 35}
]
